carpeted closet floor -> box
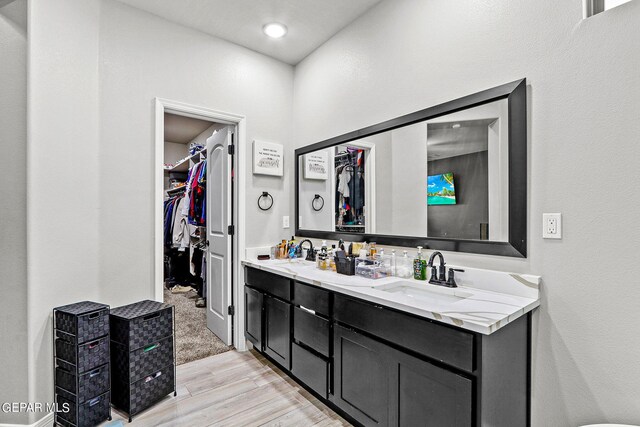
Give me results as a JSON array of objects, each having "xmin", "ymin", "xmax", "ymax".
[{"xmin": 164, "ymin": 289, "xmax": 231, "ymax": 365}]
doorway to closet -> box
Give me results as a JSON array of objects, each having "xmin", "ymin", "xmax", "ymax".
[{"xmin": 156, "ymin": 101, "xmax": 242, "ymax": 366}]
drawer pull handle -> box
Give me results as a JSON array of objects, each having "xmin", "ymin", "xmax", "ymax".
[
  {"xmin": 299, "ymin": 306, "xmax": 316, "ymax": 315},
  {"xmin": 88, "ymin": 312, "xmax": 100, "ymax": 320},
  {"xmin": 88, "ymin": 368, "xmax": 101, "ymax": 378},
  {"xmin": 87, "ymin": 341, "xmax": 100, "ymax": 349},
  {"xmin": 88, "ymin": 397, "xmax": 101, "ymax": 407},
  {"xmin": 142, "ymin": 313, "xmax": 160, "ymax": 322},
  {"xmin": 143, "ymin": 343, "xmax": 160, "ymax": 353},
  {"xmin": 145, "ymin": 371, "xmax": 162, "ymax": 382}
]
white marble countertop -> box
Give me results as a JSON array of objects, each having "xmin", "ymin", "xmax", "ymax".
[{"xmin": 241, "ymin": 258, "xmax": 540, "ymax": 335}]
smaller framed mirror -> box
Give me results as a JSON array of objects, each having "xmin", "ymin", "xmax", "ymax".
[{"xmin": 295, "ymin": 79, "xmax": 527, "ymax": 257}]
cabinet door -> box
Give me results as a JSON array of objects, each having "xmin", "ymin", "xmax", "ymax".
[
  {"xmin": 333, "ymin": 325, "xmax": 392, "ymax": 426},
  {"xmin": 264, "ymin": 295, "xmax": 291, "ymax": 370},
  {"xmin": 244, "ymin": 286, "xmax": 263, "ymax": 350},
  {"xmin": 392, "ymin": 350, "xmax": 472, "ymax": 427}
]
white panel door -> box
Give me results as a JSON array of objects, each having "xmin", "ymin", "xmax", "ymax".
[{"xmin": 206, "ymin": 126, "xmax": 233, "ymax": 344}]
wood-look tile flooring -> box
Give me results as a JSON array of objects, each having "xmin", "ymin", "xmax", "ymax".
[{"xmin": 108, "ymin": 350, "xmax": 351, "ymax": 427}]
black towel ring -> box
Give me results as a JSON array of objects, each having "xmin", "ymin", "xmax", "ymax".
[
  {"xmin": 312, "ymin": 194, "xmax": 325, "ymax": 211},
  {"xmin": 258, "ymin": 191, "xmax": 274, "ymax": 211}
]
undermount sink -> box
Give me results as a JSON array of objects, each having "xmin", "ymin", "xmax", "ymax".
[
  {"xmin": 377, "ymin": 281, "xmax": 472, "ymax": 304},
  {"xmin": 271, "ymin": 260, "xmax": 316, "ymax": 268}
]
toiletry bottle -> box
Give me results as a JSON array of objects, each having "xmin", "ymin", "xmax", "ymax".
[
  {"xmin": 330, "ymin": 245, "xmax": 337, "ymax": 271},
  {"xmin": 360, "ymin": 242, "xmax": 369, "ymax": 259},
  {"xmin": 413, "ymin": 246, "xmax": 427, "ymax": 280},
  {"xmin": 370, "ymin": 242, "xmax": 377, "ymax": 257},
  {"xmin": 317, "ymin": 240, "xmax": 329, "ymax": 270},
  {"xmin": 377, "ymin": 248, "xmax": 389, "ymax": 276},
  {"xmin": 401, "ymin": 250, "xmax": 412, "ymax": 278},
  {"xmin": 390, "ymin": 249, "xmax": 397, "ymax": 276},
  {"xmin": 351, "ymin": 242, "xmax": 360, "ymax": 256}
]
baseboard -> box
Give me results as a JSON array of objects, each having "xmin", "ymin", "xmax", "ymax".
[{"xmin": 0, "ymin": 412, "xmax": 53, "ymax": 427}]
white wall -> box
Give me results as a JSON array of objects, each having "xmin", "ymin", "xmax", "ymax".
[
  {"xmin": 164, "ymin": 141, "xmax": 187, "ymax": 165},
  {"xmin": 0, "ymin": 0, "xmax": 28, "ymax": 424},
  {"xmin": 25, "ymin": 0, "xmax": 294, "ymax": 422},
  {"xmin": 293, "ymin": 0, "xmax": 640, "ymax": 425},
  {"xmin": 28, "ymin": 0, "xmax": 101, "ymax": 422},
  {"xmin": 98, "ymin": 0, "xmax": 294, "ymax": 310},
  {"xmin": 164, "ymin": 141, "xmax": 187, "ymax": 189}
]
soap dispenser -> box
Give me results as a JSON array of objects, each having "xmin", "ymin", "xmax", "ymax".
[{"xmin": 413, "ymin": 247, "xmax": 427, "ymax": 280}]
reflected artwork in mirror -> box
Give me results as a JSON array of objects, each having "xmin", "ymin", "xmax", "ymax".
[{"xmin": 295, "ymin": 79, "xmax": 527, "ymax": 257}]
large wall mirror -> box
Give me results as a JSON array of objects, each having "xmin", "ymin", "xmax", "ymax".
[{"xmin": 295, "ymin": 79, "xmax": 527, "ymax": 257}]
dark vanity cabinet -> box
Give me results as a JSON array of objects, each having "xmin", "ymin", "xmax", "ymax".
[
  {"xmin": 291, "ymin": 282, "xmax": 332, "ymax": 398},
  {"xmin": 264, "ymin": 295, "xmax": 291, "ymax": 368},
  {"xmin": 244, "ymin": 266, "xmax": 530, "ymax": 427},
  {"xmin": 333, "ymin": 314, "xmax": 472, "ymax": 426},
  {"xmin": 244, "ymin": 267, "xmax": 292, "ymax": 370},
  {"xmin": 243, "ymin": 286, "xmax": 263, "ymax": 349}
]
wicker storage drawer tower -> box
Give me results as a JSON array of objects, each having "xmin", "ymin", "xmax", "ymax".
[
  {"xmin": 53, "ymin": 301, "xmax": 111, "ymax": 427},
  {"xmin": 110, "ymin": 300, "xmax": 176, "ymax": 422}
]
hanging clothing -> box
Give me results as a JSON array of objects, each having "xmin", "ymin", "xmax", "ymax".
[
  {"xmin": 187, "ymin": 160, "xmax": 207, "ymax": 226},
  {"xmin": 164, "ymin": 195, "xmax": 183, "ymax": 247},
  {"xmin": 338, "ymin": 166, "xmax": 351, "ymax": 197}
]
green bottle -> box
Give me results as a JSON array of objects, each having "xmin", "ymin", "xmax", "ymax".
[{"xmin": 413, "ymin": 246, "xmax": 427, "ymax": 280}]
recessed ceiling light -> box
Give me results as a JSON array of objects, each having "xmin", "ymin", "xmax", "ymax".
[
  {"xmin": 263, "ymin": 23, "xmax": 287, "ymax": 39},
  {"xmin": 452, "ymin": 123, "xmax": 461, "ymax": 129}
]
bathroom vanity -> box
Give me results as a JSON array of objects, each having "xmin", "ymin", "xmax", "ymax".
[
  {"xmin": 242, "ymin": 259, "xmax": 539, "ymax": 427},
  {"xmin": 251, "ymin": 78, "xmax": 536, "ymax": 426}
]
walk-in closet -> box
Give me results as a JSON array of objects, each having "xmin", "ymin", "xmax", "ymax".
[{"xmin": 162, "ymin": 113, "xmax": 232, "ymax": 365}]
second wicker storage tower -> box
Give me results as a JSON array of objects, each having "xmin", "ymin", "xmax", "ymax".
[
  {"xmin": 53, "ymin": 301, "xmax": 112, "ymax": 427},
  {"xmin": 109, "ymin": 300, "xmax": 176, "ymax": 422}
]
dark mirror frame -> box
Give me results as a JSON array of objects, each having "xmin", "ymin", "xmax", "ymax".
[{"xmin": 295, "ymin": 78, "xmax": 527, "ymax": 257}]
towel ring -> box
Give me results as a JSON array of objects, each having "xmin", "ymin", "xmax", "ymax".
[
  {"xmin": 312, "ymin": 194, "xmax": 325, "ymax": 211},
  {"xmin": 258, "ymin": 191, "xmax": 274, "ymax": 211}
]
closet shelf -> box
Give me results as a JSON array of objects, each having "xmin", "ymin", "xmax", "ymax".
[{"xmin": 164, "ymin": 148, "xmax": 206, "ymax": 173}]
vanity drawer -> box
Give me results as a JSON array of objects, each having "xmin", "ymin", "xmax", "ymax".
[
  {"xmin": 293, "ymin": 281, "xmax": 330, "ymax": 317},
  {"xmin": 291, "ymin": 343, "xmax": 329, "ymax": 398},
  {"xmin": 294, "ymin": 307, "xmax": 330, "ymax": 357},
  {"xmin": 334, "ymin": 295, "xmax": 475, "ymax": 372},
  {"xmin": 245, "ymin": 267, "xmax": 291, "ymax": 302}
]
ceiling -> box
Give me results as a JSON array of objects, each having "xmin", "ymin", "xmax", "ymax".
[
  {"xmin": 115, "ymin": 0, "xmax": 383, "ymax": 64},
  {"xmin": 164, "ymin": 113, "xmax": 214, "ymax": 144},
  {"xmin": 427, "ymin": 119, "xmax": 496, "ymax": 161},
  {"xmin": 0, "ymin": 0, "xmax": 27, "ymax": 31}
]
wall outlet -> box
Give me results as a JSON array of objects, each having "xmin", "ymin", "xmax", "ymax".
[
  {"xmin": 543, "ymin": 213, "xmax": 562, "ymax": 239},
  {"xmin": 282, "ymin": 216, "xmax": 290, "ymax": 229}
]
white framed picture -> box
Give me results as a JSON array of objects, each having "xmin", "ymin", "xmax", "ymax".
[
  {"xmin": 253, "ymin": 140, "xmax": 284, "ymax": 177},
  {"xmin": 304, "ymin": 151, "xmax": 329, "ymax": 180}
]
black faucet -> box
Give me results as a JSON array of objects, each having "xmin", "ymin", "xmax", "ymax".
[
  {"xmin": 299, "ymin": 239, "xmax": 316, "ymax": 262},
  {"xmin": 427, "ymin": 251, "xmax": 446, "ymax": 283},
  {"xmin": 427, "ymin": 251, "xmax": 464, "ymax": 288}
]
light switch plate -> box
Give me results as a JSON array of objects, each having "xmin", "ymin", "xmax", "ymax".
[
  {"xmin": 282, "ymin": 216, "xmax": 290, "ymax": 229},
  {"xmin": 543, "ymin": 213, "xmax": 562, "ymax": 239}
]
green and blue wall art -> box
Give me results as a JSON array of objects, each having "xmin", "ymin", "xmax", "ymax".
[{"xmin": 427, "ymin": 173, "xmax": 457, "ymax": 205}]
